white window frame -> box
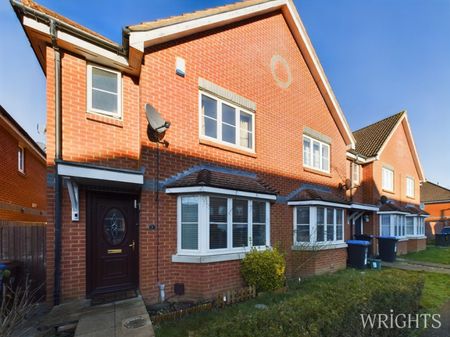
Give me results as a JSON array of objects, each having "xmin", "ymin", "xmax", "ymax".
[
  {"xmin": 176, "ymin": 195, "xmax": 270, "ymax": 256},
  {"xmin": 303, "ymin": 135, "xmax": 330, "ymax": 173},
  {"xmin": 199, "ymin": 91, "xmax": 255, "ymax": 152},
  {"xmin": 378, "ymin": 213, "xmax": 407, "ymax": 238},
  {"xmin": 293, "ymin": 206, "xmax": 345, "ymax": 246},
  {"xmin": 87, "ymin": 64, "xmax": 122, "ymax": 118},
  {"xmin": 382, "ymin": 167, "xmax": 394, "ymax": 192},
  {"xmin": 17, "ymin": 145, "xmax": 25, "ymax": 173},
  {"xmin": 406, "ymin": 176, "xmax": 415, "ymax": 198},
  {"xmin": 352, "ymin": 162, "xmax": 361, "ymax": 186}
]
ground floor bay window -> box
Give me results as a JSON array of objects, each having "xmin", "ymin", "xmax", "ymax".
[
  {"xmin": 380, "ymin": 213, "xmax": 425, "ymax": 237},
  {"xmin": 175, "ymin": 195, "xmax": 270, "ymax": 261},
  {"xmin": 293, "ymin": 205, "xmax": 345, "ymax": 247}
]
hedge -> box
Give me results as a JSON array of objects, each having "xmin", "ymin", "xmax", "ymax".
[{"xmin": 195, "ymin": 269, "xmax": 424, "ymax": 337}]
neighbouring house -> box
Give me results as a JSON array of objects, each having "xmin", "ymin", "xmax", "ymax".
[
  {"xmin": 346, "ymin": 111, "xmax": 428, "ymax": 255},
  {"xmin": 0, "ymin": 104, "xmax": 47, "ymax": 296},
  {"xmin": 421, "ymin": 181, "xmax": 450, "ymax": 238}
]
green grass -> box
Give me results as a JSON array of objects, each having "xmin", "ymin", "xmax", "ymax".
[
  {"xmin": 403, "ymin": 245, "xmax": 450, "ymax": 265},
  {"xmin": 153, "ymin": 269, "xmax": 446, "ymax": 337}
]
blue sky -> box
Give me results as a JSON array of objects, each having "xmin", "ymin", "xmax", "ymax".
[{"xmin": 0, "ymin": 0, "xmax": 449, "ymax": 187}]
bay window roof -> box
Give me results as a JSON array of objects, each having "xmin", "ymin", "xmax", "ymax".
[{"xmin": 287, "ymin": 188, "xmax": 350, "ymax": 207}]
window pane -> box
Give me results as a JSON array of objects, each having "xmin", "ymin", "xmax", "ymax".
[
  {"xmin": 233, "ymin": 199, "xmax": 248, "ymax": 248},
  {"xmin": 297, "ymin": 207, "xmax": 310, "ymax": 224},
  {"xmin": 317, "ymin": 207, "xmax": 325, "ymax": 242},
  {"xmin": 313, "ymin": 141, "xmax": 320, "ymax": 169},
  {"xmin": 336, "ymin": 209, "xmax": 343, "ymax": 225},
  {"xmin": 201, "ymin": 95, "xmax": 217, "ymax": 119},
  {"xmin": 322, "ymin": 144, "xmax": 329, "ymax": 171},
  {"xmin": 210, "ymin": 197, "xmax": 227, "ymax": 249},
  {"xmin": 326, "ymin": 208, "xmax": 334, "ymax": 241},
  {"xmin": 222, "ymin": 124, "xmax": 236, "ymax": 144},
  {"xmin": 253, "ymin": 201, "xmax": 266, "ymax": 223},
  {"xmin": 181, "ymin": 197, "xmax": 198, "ymax": 250},
  {"xmin": 406, "ymin": 217, "xmax": 414, "ymax": 235},
  {"xmin": 252, "ymin": 224, "xmax": 265, "ymax": 246},
  {"xmin": 92, "ymin": 89, "xmax": 118, "ymax": 113},
  {"xmin": 92, "ymin": 67, "xmax": 118, "ymax": 93},
  {"xmin": 303, "ymin": 137, "xmax": 311, "ymax": 166},
  {"xmin": 222, "ymin": 103, "xmax": 236, "ymax": 125},
  {"xmin": 240, "ymin": 112, "xmax": 252, "ymax": 149},
  {"xmin": 203, "ymin": 117, "xmax": 217, "ymax": 138},
  {"xmin": 336, "ymin": 224, "xmax": 343, "ymax": 240},
  {"xmin": 297, "ymin": 225, "xmax": 309, "ymax": 242},
  {"xmin": 381, "ymin": 214, "xmax": 390, "ymax": 236}
]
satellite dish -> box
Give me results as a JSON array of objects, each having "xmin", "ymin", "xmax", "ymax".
[
  {"xmin": 380, "ymin": 195, "xmax": 388, "ymax": 204},
  {"xmin": 145, "ymin": 103, "xmax": 170, "ymax": 145},
  {"xmin": 145, "ymin": 104, "xmax": 170, "ymax": 134}
]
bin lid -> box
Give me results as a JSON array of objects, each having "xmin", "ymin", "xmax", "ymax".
[
  {"xmin": 0, "ymin": 263, "xmax": 7, "ymax": 270},
  {"xmin": 377, "ymin": 236, "xmax": 399, "ymax": 241},
  {"xmin": 346, "ymin": 240, "xmax": 371, "ymax": 246}
]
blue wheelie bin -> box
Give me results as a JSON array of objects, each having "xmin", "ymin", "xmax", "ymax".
[{"xmin": 346, "ymin": 240, "xmax": 370, "ymax": 269}]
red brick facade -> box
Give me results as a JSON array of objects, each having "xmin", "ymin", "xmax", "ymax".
[{"xmin": 0, "ymin": 106, "xmax": 46, "ymax": 222}]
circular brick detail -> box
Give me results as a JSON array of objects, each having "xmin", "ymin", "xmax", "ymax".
[{"xmin": 270, "ymin": 55, "xmax": 292, "ymax": 89}]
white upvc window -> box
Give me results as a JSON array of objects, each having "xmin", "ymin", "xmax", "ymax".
[
  {"xmin": 17, "ymin": 145, "xmax": 25, "ymax": 173},
  {"xmin": 177, "ymin": 195, "xmax": 270, "ymax": 255},
  {"xmin": 406, "ymin": 177, "xmax": 415, "ymax": 198},
  {"xmin": 379, "ymin": 213, "xmax": 407, "ymax": 237},
  {"xmin": 87, "ymin": 64, "xmax": 122, "ymax": 118},
  {"xmin": 406, "ymin": 216, "xmax": 415, "ymax": 236},
  {"xmin": 303, "ymin": 135, "xmax": 330, "ymax": 173},
  {"xmin": 417, "ymin": 217, "xmax": 425, "ymax": 236},
  {"xmin": 294, "ymin": 206, "xmax": 344, "ymax": 245},
  {"xmin": 352, "ymin": 163, "xmax": 361, "ymax": 186},
  {"xmin": 382, "ymin": 167, "xmax": 394, "ymax": 192},
  {"xmin": 199, "ymin": 91, "xmax": 255, "ymax": 151}
]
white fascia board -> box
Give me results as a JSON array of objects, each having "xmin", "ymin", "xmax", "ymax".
[
  {"xmin": 165, "ymin": 186, "xmax": 277, "ymax": 200},
  {"xmin": 57, "ymin": 164, "xmax": 144, "ymax": 185},
  {"xmin": 346, "ymin": 152, "xmax": 378, "ymax": 164},
  {"xmin": 23, "ymin": 16, "xmax": 129, "ymax": 67},
  {"xmin": 350, "ymin": 204, "xmax": 379, "ymax": 212},
  {"xmin": 377, "ymin": 211, "xmax": 409, "ymax": 215},
  {"xmin": 287, "ymin": 200, "xmax": 351, "ymax": 208},
  {"xmin": 129, "ymin": 0, "xmax": 286, "ymax": 52}
]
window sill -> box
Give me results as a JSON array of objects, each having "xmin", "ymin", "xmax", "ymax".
[
  {"xmin": 86, "ymin": 112, "xmax": 123, "ymax": 128},
  {"xmin": 303, "ymin": 166, "xmax": 331, "ymax": 178},
  {"xmin": 172, "ymin": 252, "xmax": 248, "ymax": 264},
  {"xmin": 397, "ymin": 237, "xmax": 409, "ymax": 242},
  {"xmin": 199, "ymin": 138, "xmax": 256, "ymax": 158},
  {"xmin": 382, "ymin": 189, "xmax": 395, "ymax": 195},
  {"xmin": 407, "ymin": 235, "xmax": 427, "ymax": 240},
  {"xmin": 291, "ymin": 242, "xmax": 347, "ymax": 251}
]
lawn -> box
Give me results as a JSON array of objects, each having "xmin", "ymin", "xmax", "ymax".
[
  {"xmin": 153, "ymin": 269, "xmax": 449, "ymax": 337},
  {"xmin": 403, "ymin": 245, "xmax": 450, "ymax": 265}
]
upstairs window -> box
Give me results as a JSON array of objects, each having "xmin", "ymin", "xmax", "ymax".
[
  {"xmin": 87, "ymin": 64, "xmax": 121, "ymax": 118},
  {"xmin": 200, "ymin": 92, "xmax": 254, "ymax": 151},
  {"xmin": 303, "ymin": 135, "xmax": 330, "ymax": 173},
  {"xmin": 382, "ymin": 167, "xmax": 394, "ymax": 192},
  {"xmin": 18, "ymin": 146, "xmax": 25, "ymax": 173},
  {"xmin": 352, "ymin": 163, "xmax": 361, "ymax": 186},
  {"xmin": 406, "ymin": 177, "xmax": 415, "ymax": 198}
]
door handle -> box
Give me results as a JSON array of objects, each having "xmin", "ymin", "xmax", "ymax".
[{"xmin": 129, "ymin": 240, "xmax": 136, "ymax": 251}]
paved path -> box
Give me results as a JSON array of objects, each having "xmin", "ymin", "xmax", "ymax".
[
  {"xmin": 421, "ymin": 301, "xmax": 450, "ymax": 337},
  {"xmin": 382, "ymin": 259, "xmax": 450, "ymax": 274},
  {"xmin": 75, "ymin": 296, "xmax": 154, "ymax": 337}
]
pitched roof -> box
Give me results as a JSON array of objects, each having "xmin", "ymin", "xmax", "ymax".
[
  {"xmin": 378, "ymin": 202, "xmax": 409, "ymax": 213},
  {"xmin": 17, "ymin": 0, "xmax": 116, "ymax": 45},
  {"xmin": 288, "ymin": 189, "xmax": 349, "ymax": 205},
  {"xmin": 421, "ymin": 181, "xmax": 450, "ymax": 203},
  {"xmin": 405, "ymin": 205, "xmax": 429, "ymax": 216},
  {"xmin": 0, "ymin": 105, "xmax": 46, "ymax": 159},
  {"xmin": 165, "ymin": 169, "xmax": 277, "ymax": 195},
  {"xmin": 127, "ymin": 0, "xmax": 272, "ymax": 32},
  {"xmin": 352, "ymin": 111, "xmax": 405, "ymax": 158}
]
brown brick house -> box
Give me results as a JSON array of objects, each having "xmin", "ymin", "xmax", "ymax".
[
  {"xmin": 421, "ymin": 181, "xmax": 450, "ymax": 238},
  {"xmin": 11, "ymin": 0, "xmax": 427, "ymax": 306},
  {"xmin": 0, "ymin": 105, "xmax": 46, "ymax": 222},
  {"xmin": 346, "ymin": 111, "xmax": 428, "ymax": 255}
]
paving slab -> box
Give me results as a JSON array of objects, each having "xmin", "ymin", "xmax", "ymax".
[{"xmin": 382, "ymin": 260, "xmax": 450, "ymax": 274}]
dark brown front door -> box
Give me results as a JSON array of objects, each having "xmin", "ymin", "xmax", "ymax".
[{"xmin": 87, "ymin": 192, "xmax": 138, "ymax": 296}]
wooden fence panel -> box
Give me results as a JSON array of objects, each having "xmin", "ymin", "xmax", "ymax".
[{"xmin": 0, "ymin": 221, "xmax": 46, "ymax": 300}]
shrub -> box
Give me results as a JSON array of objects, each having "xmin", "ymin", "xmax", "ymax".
[
  {"xmin": 240, "ymin": 248, "xmax": 286, "ymax": 292},
  {"xmin": 196, "ymin": 269, "xmax": 424, "ymax": 337}
]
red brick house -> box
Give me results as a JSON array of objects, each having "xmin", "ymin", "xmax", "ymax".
[
  {"xmin": 0, "ymin": 105, "xmax": 46, "ymax": 222},
  {"xmin": 421, "ymin": 181, "xmax": 450, "ymax": 238},
  {"xmin": 346, "ymin": 111, "xmax": 427, "ymax": 255},
  {"xmin": 12, "ymin": 0, "xmax": 426, "ymax": 305}
]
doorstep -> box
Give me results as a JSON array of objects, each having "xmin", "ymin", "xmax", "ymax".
[{"xmin": 75, "ymin": 296, "xmax": 154, "ymax": 337}]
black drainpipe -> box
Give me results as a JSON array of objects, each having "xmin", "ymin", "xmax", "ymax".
[{"xmin": 51, "ymin": 19, "xmax": 63, "ymax": 306}]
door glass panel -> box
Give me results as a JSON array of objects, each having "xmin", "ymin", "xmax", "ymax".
[{"xmin": 103, "ymin": 208, "xmax": 126, "ymax": 245}]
